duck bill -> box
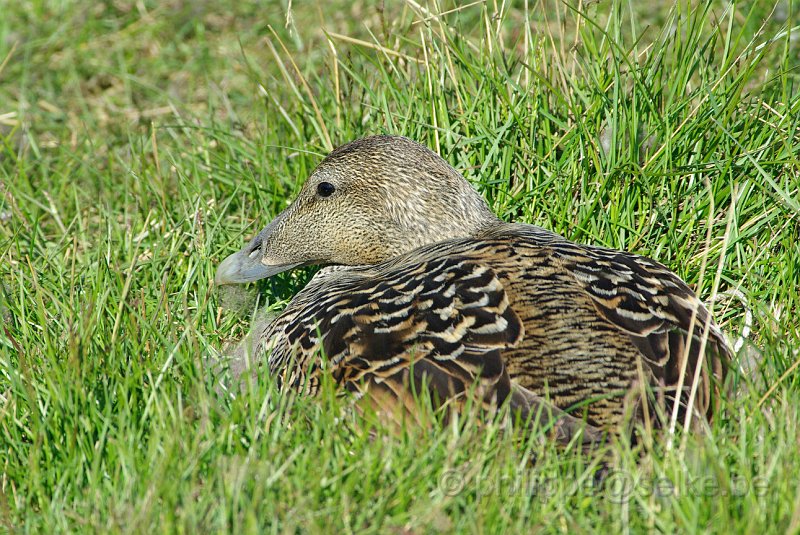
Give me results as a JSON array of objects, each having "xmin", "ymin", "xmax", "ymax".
[
  {"xmin": 214, "ymin": 249, "xmax": 300, "ymax": 285},
  {"xmin": 215, "ymin": 205, "xmax": 305, "ymax": 285}
]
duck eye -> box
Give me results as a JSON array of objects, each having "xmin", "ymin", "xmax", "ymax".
[{"xmin": 317, "ymin": 181, "xmax": 336, "ymax": 197}]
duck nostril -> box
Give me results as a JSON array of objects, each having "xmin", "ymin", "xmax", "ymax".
[{"xmin": 247, "ymin": 236, "xmax": 263, "ymax": 258}]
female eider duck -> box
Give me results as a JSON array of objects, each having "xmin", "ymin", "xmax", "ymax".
[{"xmin": 215, "ymin": 135, "xmax": 731, "ymax": 443}]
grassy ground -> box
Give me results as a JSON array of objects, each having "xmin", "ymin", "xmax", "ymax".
[{"xmin": 1, "ymin": 0, "xmax": 799, "ymax": 532}]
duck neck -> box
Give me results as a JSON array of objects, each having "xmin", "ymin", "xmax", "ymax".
[{"xmin": 387, "ymin": 209, "xmax": 503, "ymax": 258}]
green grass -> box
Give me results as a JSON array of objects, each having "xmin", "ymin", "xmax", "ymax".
[{"xmin": 1, "ymin": 0, "xmax": 799, "ymax": 532}]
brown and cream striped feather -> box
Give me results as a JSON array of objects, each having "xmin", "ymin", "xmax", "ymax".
[{"xmin": 251, "ymin": 223, "xmax": 730, "ymax": 431}]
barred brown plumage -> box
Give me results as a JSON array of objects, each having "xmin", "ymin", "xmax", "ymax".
[{"xmin": 215, "ymin": 135, "xmax": 732, "ymax": 444}]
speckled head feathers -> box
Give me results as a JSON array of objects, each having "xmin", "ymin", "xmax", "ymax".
[{"xmin": 216, "ymin": 136, "xmax": 500, "ymax": 284}]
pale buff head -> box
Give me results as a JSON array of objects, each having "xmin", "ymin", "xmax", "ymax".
[{"xmin": 215, "ymin": 135, "xmax": 500, "ymax": 284}]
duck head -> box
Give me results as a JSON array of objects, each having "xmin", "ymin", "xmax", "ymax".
[{"xmin": 215, "ymin": 135, "xmax": 500, "ymax": 285}]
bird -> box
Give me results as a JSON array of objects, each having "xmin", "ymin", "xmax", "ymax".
[{"xmin": 215, "ymin": 135, "xmax": 731, "ymax": 444}]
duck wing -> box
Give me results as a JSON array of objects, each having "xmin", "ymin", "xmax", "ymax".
[
  {"xmin": 499, "ymin": 225, "xmax": 732, "ymax": 422},
  {"xmin": 263, "ymin": 255, "xmax": 602, "ymax": 444}
]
